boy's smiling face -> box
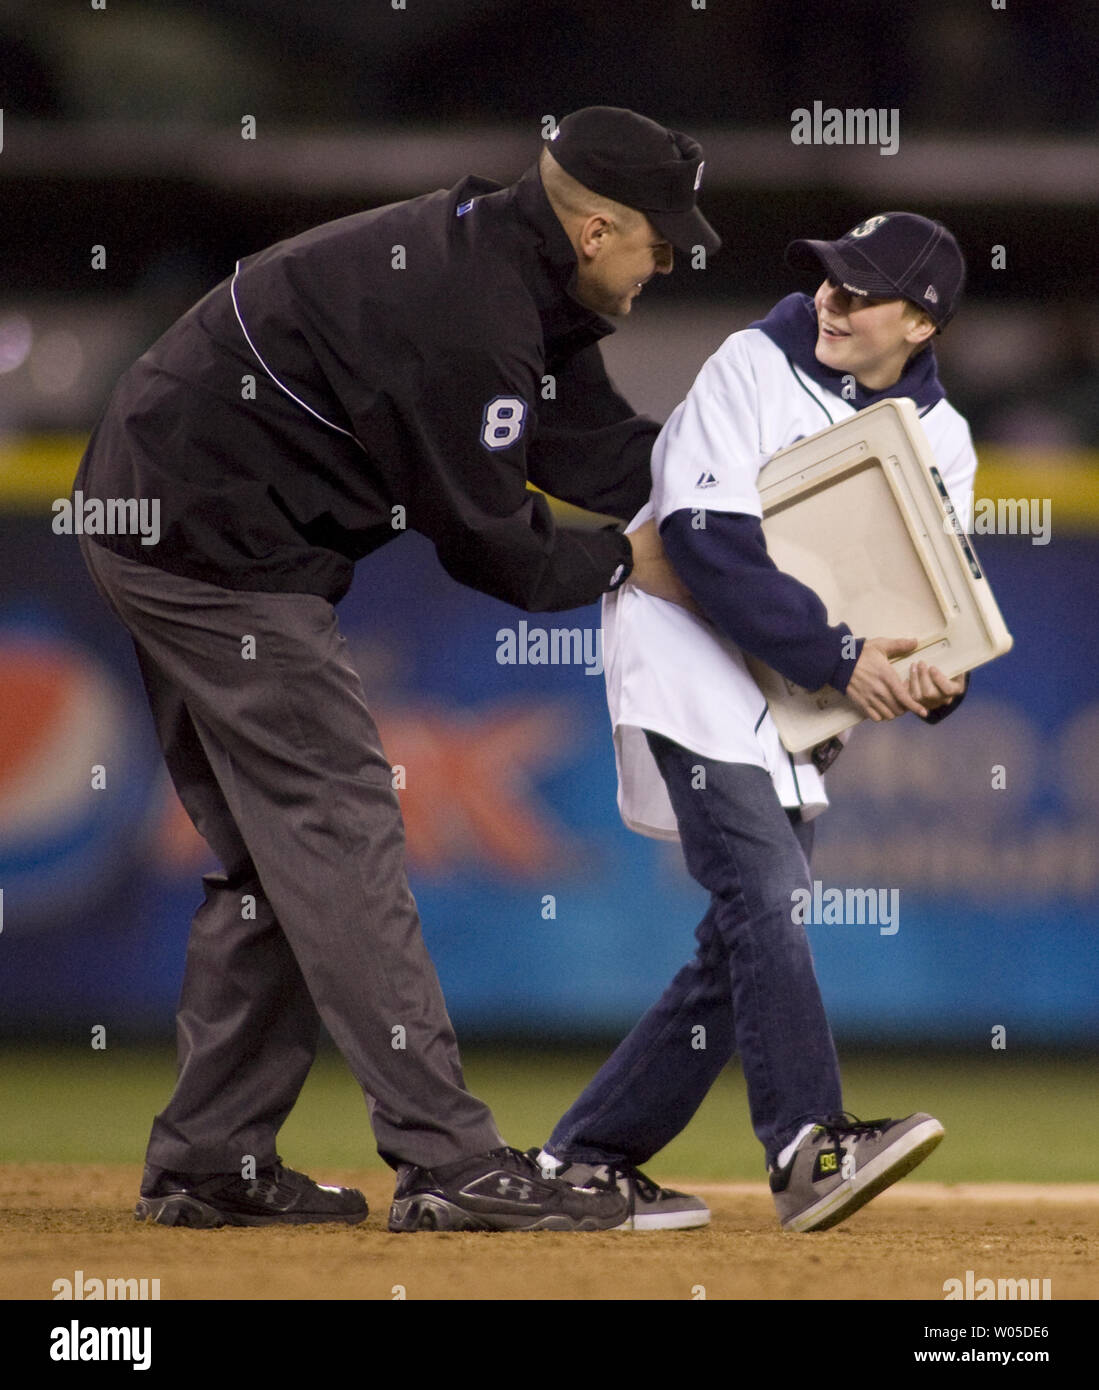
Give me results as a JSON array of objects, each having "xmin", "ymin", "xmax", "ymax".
[{"xmin": 813, "ymin": 277, "xmax": 936, "ymax": 391}]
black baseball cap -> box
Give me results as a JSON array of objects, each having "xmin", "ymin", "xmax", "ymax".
[
  {"xmin": 546, "ymin": 106, "xmax": 721, "ymax": 255},
  {"xmin": 786, "ymin": 213, "xmax": 965, "ymax": 328}
]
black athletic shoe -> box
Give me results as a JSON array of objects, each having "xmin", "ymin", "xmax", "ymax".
[
  {"xmin": 533, "ymin": 1151, "xmax": 710, "ymax": 1231},
  {"xmin": 134, "ymin": 1158, "xmax": 368, "ymax": 1228},
  {"xmin": 388, "ymin": 1146, "xmax": 630, "ymax": 1232}
]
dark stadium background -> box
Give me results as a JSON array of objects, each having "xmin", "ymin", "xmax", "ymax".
[{"xmin": 0, "ymin": 4, "xmax": 1095, "ymax": 1176}]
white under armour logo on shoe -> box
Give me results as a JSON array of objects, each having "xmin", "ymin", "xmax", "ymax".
[{"xmin": 496, "ymin": 1176, "xmax": 534, "ymax": 1201}]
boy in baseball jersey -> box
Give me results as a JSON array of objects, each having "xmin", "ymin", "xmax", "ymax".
[{"xmin": 538, "ymin": 213, "xmax": 976, "ymax": 1232}]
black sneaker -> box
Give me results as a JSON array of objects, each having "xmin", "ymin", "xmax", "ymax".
[
  {"xmin": 532, "ymin": 1151, "xmax": 710, "ymax": 1231},
  {"xmin": 388, "ymin": 1146, "xmax": 629, "ymax": 1232},
  {"xmin": 134, "ymin": 1159, "xmax": 368, "ymax": 1228}
]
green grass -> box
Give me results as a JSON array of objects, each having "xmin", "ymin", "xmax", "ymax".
[{"xmin": 1, "ymin": 1045, "xmax": 1095, "ymax": 1182}]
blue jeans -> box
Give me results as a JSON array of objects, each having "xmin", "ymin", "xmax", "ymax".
[{"xmin": 548, "ymin": 731, "xmax": 842, "ymax": 1168}]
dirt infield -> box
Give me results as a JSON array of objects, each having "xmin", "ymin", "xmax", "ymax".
[{"xmin": 1, "ymin": 1165, "xmax": 1095, "ymax": 1301}]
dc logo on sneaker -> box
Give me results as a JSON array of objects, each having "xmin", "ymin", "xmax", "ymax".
[{"xmin": 814, "ymin": 1150, "xmax": 857, "ymax": 1181}]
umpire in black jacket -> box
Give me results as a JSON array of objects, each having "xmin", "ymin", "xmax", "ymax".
[{"xmin": 75, "ymin": 107, "xmax": 720, "ymax": 1233}]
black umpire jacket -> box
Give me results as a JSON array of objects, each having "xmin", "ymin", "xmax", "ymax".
[{"xmin": 75, "ymin": 164, "xmax": 657, "ymax": 609}]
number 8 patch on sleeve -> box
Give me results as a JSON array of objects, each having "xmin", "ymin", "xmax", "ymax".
[{"xmin": 480, "ymin": 395, "xmax": 527, "ymax": 450}]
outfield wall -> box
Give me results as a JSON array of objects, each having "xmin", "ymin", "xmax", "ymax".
[{"xmin": 0, "ymin": 436, "xmax": 1095, "ymax": 1043}]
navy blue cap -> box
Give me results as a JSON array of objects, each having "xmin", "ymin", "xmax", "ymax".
[
  {"xmin": 547, "ymin": 106, "xmax": 721, "ymax": 255},
  {"xmin": 786, "ymin": 212, "xmax": 965, "ymax": 327}
]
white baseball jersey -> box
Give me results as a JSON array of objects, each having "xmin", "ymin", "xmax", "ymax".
[{"xmin": 604, "ymin": 324, "xmax": 979, "ymax": 841}]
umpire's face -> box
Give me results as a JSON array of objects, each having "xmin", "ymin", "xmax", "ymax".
[{"xmin": 573, "ymin": 213, "xmax": 674, "ymax": 317}]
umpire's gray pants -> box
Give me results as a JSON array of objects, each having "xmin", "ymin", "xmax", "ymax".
[{"xmin": 81, "ymin": 536, "xmax": 504, "ymax": 1173}]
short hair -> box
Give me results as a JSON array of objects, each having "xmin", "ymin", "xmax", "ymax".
[
  {"xmin": 901, "ymin": 299, "xmax": 937, "ymax": 329},
  {"xmin": 538, "ymin": 147, "xmax": 646, "ymax": 233},
  {"xmin": 899, "ymin": 299, "xmax": 941, "ymax": 356}
]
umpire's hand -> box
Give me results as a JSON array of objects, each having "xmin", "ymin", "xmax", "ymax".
[{"xmin": 845, "ymin": 637, "xmax": 929, "ymax": 722}]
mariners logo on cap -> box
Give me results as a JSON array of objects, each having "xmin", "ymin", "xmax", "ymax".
[{"xmin": 848, "ymin": 215, "xmax": 888, "ymax": 238}]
